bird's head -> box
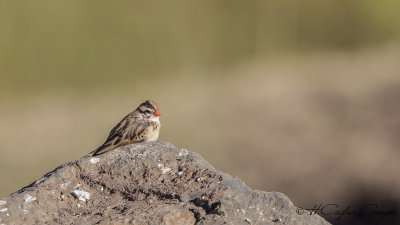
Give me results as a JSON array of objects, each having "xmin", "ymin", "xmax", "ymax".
[{"xmin": 138, "ymin": 100, "xmax": 160, "ymax": 119}]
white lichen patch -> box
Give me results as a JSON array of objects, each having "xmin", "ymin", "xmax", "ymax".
[
  {"xmin": 131, "ymin": 144, "xmax": 145, "ymax": 150},
  {"xmin": 90, "ymin": 158, "xmax": 100, "ymax": 164},
  {"xmin": 0, "ymin": 208, "xmax": 7, "ymax": 213},
  {"xmin": 163, "ymin": 167, "xmax": 171, "ymax": 173},
  {"xmin": 270, "ymin": 216, "xmax": 282, "ymax": 222},
  {"xmin": 71, "ymin": 190, "xmax": 91, "ymax": 202},
  {"xmin": 157, "ymin": 164, "xmax": 171, "ymax": 174},
  {"xmin": 24, "ymin": 194, "xmax": 37, "ymax": 203},
  {"xmin": 0, "ymin": 200, "xmax": 6, "ymax": 206},
  {"xmin": 35, "ymin": 176, "xmax": 47, "ymax": 185},
  {"xmin": 57, "ymin": 194, "xmax": 65, "ymax": 200},
  {"xmin": 60, "ymin": 180, "xmax": 71, "ymax": 189},
  {"xmin": 137, "ymin": 149, "xmax": 148, "ymax": 157},
  {"xmin": 178, "ymin": 149, "xmax": 189, "ymax": 157}
]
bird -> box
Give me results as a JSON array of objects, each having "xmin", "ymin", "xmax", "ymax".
[{"xmin": 87, "ymin": 100, "xmax": 161, "ymax": 156}]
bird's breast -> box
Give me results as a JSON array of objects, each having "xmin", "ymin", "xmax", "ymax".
[{"xmin": 145, "ymin": 118, "xmax": 160, "ymax": 141}]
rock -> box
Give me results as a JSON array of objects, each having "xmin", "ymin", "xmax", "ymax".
[{"xmin": 0, "ymin": 142, "xmax": 330, "ymax": 225}]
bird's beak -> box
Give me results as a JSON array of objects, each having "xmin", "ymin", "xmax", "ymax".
[{"xmin": 154, "ymin": 109, "xmax": 160, "ymax": 117}]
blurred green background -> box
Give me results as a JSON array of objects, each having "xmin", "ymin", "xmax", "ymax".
[{"xmin": 1, "ymin": 1, "xmax": 400, "ymax": 224}]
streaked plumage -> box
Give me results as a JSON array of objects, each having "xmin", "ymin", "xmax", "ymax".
[{"xmin": 87, "ymin": 100, "xmax": 161, "ymax": 156}]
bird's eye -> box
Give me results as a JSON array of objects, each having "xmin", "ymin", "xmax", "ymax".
[{"xmin": 144, "ymin": 110, "xmax": 151, "ymax": 114}]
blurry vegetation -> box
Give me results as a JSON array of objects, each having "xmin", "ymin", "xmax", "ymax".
[
  {"xmin": 1, "ymin": 2, "xmax": 400, "ymax": 223},
  {"xmin": 0, "ymin": 0, "xmax": 399, "ymax": 95}
]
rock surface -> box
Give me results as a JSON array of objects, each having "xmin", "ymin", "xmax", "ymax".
[{"xmin": 0, "ymin": 142, "xmax": 330, "ymax": 225}]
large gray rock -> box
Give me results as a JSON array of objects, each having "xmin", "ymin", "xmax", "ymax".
[{"xmin": 0, "ymin": 142, "xmax": 330, "ymax": 225}]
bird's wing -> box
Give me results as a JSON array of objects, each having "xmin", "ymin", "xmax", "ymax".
[
  {"xmin": 88, "ymin": 115, "xmax": 147, "ymax": 156},
  {"xmin": 108, "ymin": 113, "xmax": 134, "ymax": 139},
  {"xmin": 126, "ymin": 120, "xmax": 147, "ymax": 142}
]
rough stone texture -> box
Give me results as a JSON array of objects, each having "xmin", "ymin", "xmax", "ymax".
[{"xmin": 0, "ymin": 142, "xmax": 330, "ymax": 225}]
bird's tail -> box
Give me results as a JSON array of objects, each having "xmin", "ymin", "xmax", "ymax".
[{"xmin": 85, "ymin": 143, "xmax": 114, "ymax": 157}]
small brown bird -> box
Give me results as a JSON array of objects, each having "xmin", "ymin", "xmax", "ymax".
[{"xmin": 88, "ymin": 100, "xmax": 161, "ymax": 156}]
